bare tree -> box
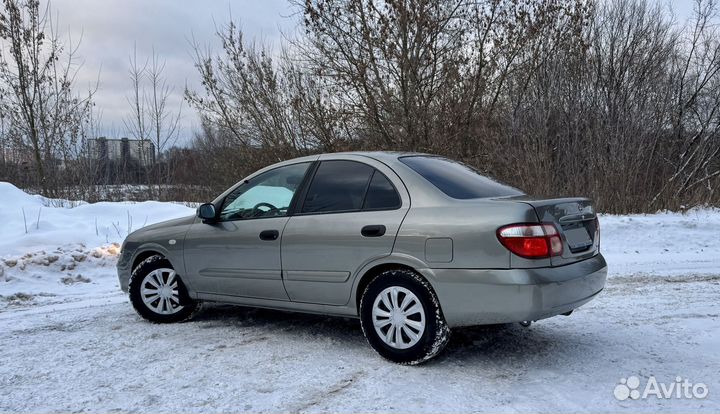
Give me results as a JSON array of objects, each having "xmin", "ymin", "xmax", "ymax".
[
  {"xmin": 147, "ymin": 49, "xmax": 181, "ymax": 160},
  {"xmin": 296, "ymin": 0, "xmax": 589, "ymax": 155},
  {"xmin": 185, "ymin": 20, "xmax": 350, "ymax": 161},
  {"xmin": 123, "ymin": 45, "xmax": 149, "ymax": 157},
  {"xmin": 0, "ymin": 109, "xmax": 10, "ymax": 183},
  {"xmin": 651, "ymin": 0, "xmax": 720, "ymax": 206},
  {"xmin": 0, "ymin": 0, "xmax": 94, "ymax": 196},
  {"xmin": 122, "ymin": 45, "xmax": 182, "ymax": 196}
]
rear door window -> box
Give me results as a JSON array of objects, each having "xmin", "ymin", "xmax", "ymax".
[
  {"xmin": 302, "ymin": 161, "xmax": 374, "ymax": 213},
  {"xmin": 363, "ymin": 171, "xmax": 401, "ymax": 210},
  {"xmin": 399, "ymin": 156, "xmax": 523, "ymax": 199}
]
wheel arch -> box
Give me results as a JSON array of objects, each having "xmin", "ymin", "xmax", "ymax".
[
  {"xmin": 131, "ymin": 250, "xmax": 165, "ymax": 273},
  {"xmin": 129, "ymin": 242, "xmax": 196, "ymax": 294},
  {"xmin": 351, "ymin": 254, "xmax": 438, "ymax": 313}
]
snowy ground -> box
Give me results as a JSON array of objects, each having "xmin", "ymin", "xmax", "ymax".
[{"xmin": 0, "ymin": 182, "xmax": 718, "ymax": 412}]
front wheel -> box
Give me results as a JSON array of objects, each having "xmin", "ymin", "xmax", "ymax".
[
  {"xmin": 128, "ymin": 255, "xmax": 200, "ymax": 323},
  {"xmin": 359, "ymin": 268, "xmax": 450, "ymax": 364}
]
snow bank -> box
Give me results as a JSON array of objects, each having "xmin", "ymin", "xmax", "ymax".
[
  {"xmin": 0, "ymin": 182, "xmax": 194, "ymax": 256},
  {"xmin": 0, "ymin": 182, "xmax": 194, "ymax": 308}
]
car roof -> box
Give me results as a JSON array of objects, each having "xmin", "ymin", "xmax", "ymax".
[{"xmin": 318, "ymin": 151, "xmax": 431, "ymax": 163}]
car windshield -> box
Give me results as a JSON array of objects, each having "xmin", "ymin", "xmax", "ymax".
[{"xmin": 399, "ymin": 156, "xmax": 524, "ymax": 199}]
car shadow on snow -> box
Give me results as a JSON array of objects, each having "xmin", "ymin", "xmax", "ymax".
[
  {"xmin": 190, "ymin": 303, "xmax": 365, "ymax": 347},
  {"xmin": 187, "ymin": 303, "xmax": 600, "ymax": 366}
]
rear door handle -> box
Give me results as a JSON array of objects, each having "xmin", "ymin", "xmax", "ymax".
[
  {"xmin": 259, "ymin": 230, "xmax": 279, "ymax": 241},
  {"xmin": 361, "ymin": 225, "xmax": 386, "ymax": 237}
]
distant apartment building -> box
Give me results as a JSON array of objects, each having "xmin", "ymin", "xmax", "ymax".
[{"xmin": 86, "ymin": 137, "xmax": 156, "ymax": 167}]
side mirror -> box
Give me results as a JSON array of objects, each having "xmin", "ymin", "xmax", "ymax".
[{"xmin": 197, "ymin": 203, "xmax": 217, "ymax": 222}]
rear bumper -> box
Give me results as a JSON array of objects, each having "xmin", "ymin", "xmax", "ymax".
[{"xmin": 421, "ymin": 254, "xmax": 607, "ymax": 327}]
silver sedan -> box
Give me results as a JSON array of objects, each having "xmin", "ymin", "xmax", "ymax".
[{"xmin": 117, "ymin": 152, "xmax": 607, "ymax": 364}]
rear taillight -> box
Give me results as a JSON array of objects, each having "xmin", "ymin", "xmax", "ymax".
[{"xmin": 496, "ymin": 223, "xmax": 563, "ymax": 259}]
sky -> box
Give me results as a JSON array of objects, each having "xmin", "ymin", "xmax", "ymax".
[
  {"xmin": 51, "ymin": 0, "xmax": 298, "ymax": 146},
  {"xmin": 44, "ymin": 0, "xmax": 694, "ymax": 147}
]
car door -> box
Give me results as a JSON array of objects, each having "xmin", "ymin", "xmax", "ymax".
[
  {"xmin": 183, "ymin": 161, "xmax": 312, "ymax": 300},
  {"xmin": 281, "ymin": 156, "xmax": 410, "ymax": 305}
]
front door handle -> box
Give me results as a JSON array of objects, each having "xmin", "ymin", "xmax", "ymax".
[
  {"xmin": 259, "ymin": 230, "xmax": 279, "ymax": 241},
  {"xmin": 361, "ymin": 225, "xmax": 386, "ymax": 237}
]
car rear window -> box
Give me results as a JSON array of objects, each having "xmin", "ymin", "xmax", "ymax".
[{"xmin": 399, "ymin": 156, "xmax": 523, "ymax": 199}]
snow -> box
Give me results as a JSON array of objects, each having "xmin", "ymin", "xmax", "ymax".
[
  {"xmin": 0, "ymin": 182, "xmax": 718, "ymax": 412},
  {"xmin": 600, "ymin": 209, "xmax": 720, "ymax": 277},
  {"xmin": 0, "ymin": 181, "xmax": 195, "ymax": 256}
]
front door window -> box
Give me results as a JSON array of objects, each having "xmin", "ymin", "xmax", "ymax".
[{"xmin": 219, "ymin": 162, "xmax": 310, "ymax": 221}]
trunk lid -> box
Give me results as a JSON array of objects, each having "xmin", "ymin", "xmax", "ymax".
[{"xmin": 515, "ymin": 197, "xmax": 599, "ymax": 266}]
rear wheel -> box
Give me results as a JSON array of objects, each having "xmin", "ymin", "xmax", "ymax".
[
  {"xmin": 359, "ymin": 268, "xmax": 450, "ymax": 364},
  {"xmin": 128, "ymin": 255, "xmax": 200, "ymax": 323}
]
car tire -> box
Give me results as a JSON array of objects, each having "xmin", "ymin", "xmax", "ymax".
[
  {"xmin": 359, "ymin": 268, "xmax": 450, "ymax": 365},
  {"xmin": 128, "ymin": 255, "xmax": 200, "ymax": 323}
]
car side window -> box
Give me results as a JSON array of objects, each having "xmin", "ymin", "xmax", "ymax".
[
  {"xmin": 301, "ymin": 160, "xmax": 374, "ymax": 213},
  {"xmin": 363, "ymin": 170, "xmax": 401, "ymax": 210},
  {"xmin": 219, "ymin": 162, "xmax": 310, "ymax": 221}
]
